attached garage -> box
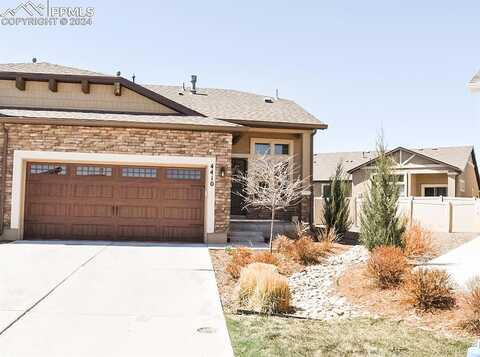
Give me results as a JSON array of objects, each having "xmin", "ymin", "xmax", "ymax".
[{"xmin": 23, "ymin": 162, "xmax": 205, "ymax": 242}]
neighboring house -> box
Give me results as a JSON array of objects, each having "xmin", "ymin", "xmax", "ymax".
[
  {"xmin": 314, "ymin": 146, "xmax": 480, "ymax": 199},
  {"xmin": 0, "ymin": 61, "xmax": 326, "ymax": 243}
]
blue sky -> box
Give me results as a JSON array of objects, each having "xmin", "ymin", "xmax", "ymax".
[{"xmin": 1, "ymin": 0, "xmax": 479, "ymax": 153}]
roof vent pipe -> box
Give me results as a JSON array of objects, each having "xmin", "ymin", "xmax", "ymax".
[
  {"xmin": 191, "ymin": 75, "xmax": 197, "ymax": 94},
  {"xmin": 32, "ymin": 57, "xmax": 37, "ymax": 63}
]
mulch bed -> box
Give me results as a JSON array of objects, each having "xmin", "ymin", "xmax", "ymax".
[
  {"xmin": 335, "ymin": 263, "xmax": 474, "ymax": 338},
  {"xmin": 210, "ymin": 243, "xmax": 350, "ymax": 313}
]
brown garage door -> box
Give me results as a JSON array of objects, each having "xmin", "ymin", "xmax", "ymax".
[{"xmin": 24, "ymin": 163, "xmax": 205, "ymax": 242}]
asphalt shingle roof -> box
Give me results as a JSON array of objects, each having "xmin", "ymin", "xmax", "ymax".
[
  {"xmin": 0, "ymin": 108, "xmax": 242, "ymax": 129},
  {"xmin": 145, "ymin": 85, "xmax": 325, "ymax": 127},
  {"xmin": 0, "ymin": 62, "xmax": 108, "ymax": 76},
  {"xmin": 314, "ymin": 146, "xmax": 474, "ymax": 181}
]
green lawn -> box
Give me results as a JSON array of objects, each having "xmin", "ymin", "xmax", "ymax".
[{"xmin": 226, "ymin": 314, "xmax": 472, "ymax": 357}]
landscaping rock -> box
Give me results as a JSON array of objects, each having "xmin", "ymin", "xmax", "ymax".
[{"xmin": 289, "ymin": 245, "xmax": 369, "ymax": 320}]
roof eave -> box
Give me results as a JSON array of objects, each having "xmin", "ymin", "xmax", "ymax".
[
  {"xmin": 0, "ymin": 115, "xmax": 246, "ymax": 133},
  {"xmin": 221, "ymin": 118, "xmax": 328, "ymax": 130}
]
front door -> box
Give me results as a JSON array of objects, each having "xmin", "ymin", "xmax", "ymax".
[{"xmin": 231, "ymin": 158, "xmax": 247, "ymax": 216}]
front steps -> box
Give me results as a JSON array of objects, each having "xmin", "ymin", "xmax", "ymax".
[{"xmin": 229, "ymin": 219, "xmax": 294, "ymax": 243}]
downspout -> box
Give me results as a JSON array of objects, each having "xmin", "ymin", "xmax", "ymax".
[
  {"xmin": 0, "ymin": 123, "xmax": 8, "ymax": 236},
  {"xmin": 309, "ymin": 129, "xmax": 317, "ymax": 226}
]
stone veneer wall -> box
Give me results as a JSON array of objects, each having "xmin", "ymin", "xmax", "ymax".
[{"xmin": 0, "ymin": 124, "xmax": 232, "ymax": 233}]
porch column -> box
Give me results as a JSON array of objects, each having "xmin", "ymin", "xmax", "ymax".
[
  {"xmin": 301, "ymin": 132, "xmax": 312, "ymax": 223},
  {"xmin": 407, "ymin": 173, "xmax": 412, "ymax": 197},
  {"xmin": 447, "ymin": 172, "xmax": 457, "ymax": 197}
]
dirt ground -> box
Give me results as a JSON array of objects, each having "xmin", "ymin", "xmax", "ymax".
[{"xmin": 335, "ymin": 263, "xmax": 475, "ymax": 338}]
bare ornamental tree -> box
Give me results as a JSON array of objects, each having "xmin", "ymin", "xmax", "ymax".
[{"xmin": 234, "ymin": 155, "xmax": 309, "ymax": 252}]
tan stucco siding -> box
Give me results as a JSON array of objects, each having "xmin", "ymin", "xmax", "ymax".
[
  {"xmin": 232, "ymin": 131, "xmax": 304, "ymax": 178},
  {"xmin": 457, "ymin": 155, "xmax": 480, "ymax": 197},
  {"xmin": 411, "ymin": 173, "xmax": 447, "ymax": 196},
  {"xmin": 0, "ymin": 80, "xmax": 178, "ymax": 114}
]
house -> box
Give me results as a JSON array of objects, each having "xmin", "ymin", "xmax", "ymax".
[
  {"xmin": 0, "ymin": 61, "xmax": 326, "ymax": 243},
  {"xmin": 313, "ymin": 146, "xmax": 480, "ymax": 199}
]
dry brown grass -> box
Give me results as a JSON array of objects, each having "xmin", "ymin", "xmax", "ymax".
[
  {"xmin": 402, "ymin": 221, "xmax": 434, "ymax": 258},
  {"xmin": 367, "ymin": 246, "xmax": 409, "ymax": 289},
  {"xmin": 226, "ymin": 247, "xmax": 254, "ymax": 279},
  {"xmin": 461, "ymin": 277, "xmax": 480, "ymax": 334},
  {"xmin": 404, "ymin": 268, "xmax": 456, "ymax": 312},
  {"xmin": 238, "ymin": 263, "xmax": 290, "ymax": 313},
  {"xmin": 226, "ymin": 248, "xmax": 280, "ymax": 279},
  {"xmin": 273, "ymin": 235, "xmax": 331, "ymax": 265}
]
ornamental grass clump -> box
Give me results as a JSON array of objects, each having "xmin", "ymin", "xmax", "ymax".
[
  {"xmin": 226, "ymin": 247, "xmax": 280, "ymax": 279},
  {"xmin": 402, "ymin": 221, "xmax": 434, "ymax": 258},
  {"xmin": 367, "ymin": 246, "xmax": 409, "ymax": 289},
  {"xmin": 403, "ymin": 268, "xmax": 456, "ymax": 312},
  {"xmin": 273, "ymin": 234, "xmax": 330, "ymax": 265},
  {"xmin": 461, "ymin": 277, "xmax": 480, "ymax": 334},
  {"xmin": 238, "ymin": 262, "xmax": 290, "ymax": 314}
]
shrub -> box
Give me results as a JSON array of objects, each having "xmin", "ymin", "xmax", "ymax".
[
  {"xmin": 238, "ymin": 263, "xmax": 290, "ymax": 313},
  {"xmin": 403, "ymin": 268, "xmax": 456, "ymax": 312},
  {"xmin": 402, "ymin": 221, "xmax": 434, "ymax": 258},
  {"xmin": 461, "ymin": 277, "xmax": 480, "ymax": 334},
  {"xmin": 226, "ymin": 248, "xmax": 279, "ymax": 279},
  {"xmin": 226, "ymin": 247, "xmax": 253, "ymax": 279},
  {"xmin": 274, "ymin": 234, "xmax": 330, "ymax": 265},
  {"xmin": 273, "ymin": 234, "xmax": 295, "ymax": 254},
  {"xmin": 292, "ymin": 236, "xmax": 328, "ymax": 265},
  {"xmin": 367, "ymin": 246, "xmax": 409, "ymax": 289},
  {"xmin": 253, "ymin": 251, "xmax": 279, "ymax": 266},
  {"xmin": 322, "ymin": 162, "xmax": 352, "ymax": 239},
  {"xmin": 360, "ymin": 134, "xmax": 406, "ymax": 250}
]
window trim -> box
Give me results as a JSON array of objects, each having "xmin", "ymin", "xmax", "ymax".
[
  {"xmin": 251, "ymin": 138, "xmax": 294, "ymax": 157},
  {"xmin": 421, "ymin": 184, "xmax": 448, "ymax": 197},
  {"xmin": 321, "ymin": 183, "xmax": 331, "ymax": 198}
]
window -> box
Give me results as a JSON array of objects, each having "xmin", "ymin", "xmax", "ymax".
[
  {"xmin": 322, "ymin": 184, "xmax": 331, "ymax": 198},
  {"xmin": 423, "ymin": 185, "xmax": 448, "ymax": 197},
  {"xmin": 166, "ymin": 168, "xmax": 201, "ymax": 180},
  {"xmin": 30, "ymin": 164, "xmax": 66, "ymax": 175},
  {"xmin": 254, "ymin": 143, "xmax": 271, "ymax": 155},
  {"xmin": 121, "ymin": 167, "xmax": 157, "ymax": 178},
  {"xmin": 372, "ymin": 173, "xmax": 406, "ymax": 196},
  {"xmin": 252, "ymin": 139, "xmax": 292, "ymax": 157},
  {"xmin": 274, "ymin": 144, "xmax": 289, "ymax": 155},
  {"xmin": 76, "ymin": 166, "xmax": 112, "ymax": 176}
]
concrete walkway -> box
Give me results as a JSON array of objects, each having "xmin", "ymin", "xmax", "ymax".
[
  {"xmin": 423, "ymin": 235, "xmax": 480, "ymax": 290},
  {"xmin": 0, "ymin": 241, "xmax": 233, "ymax": 357}
]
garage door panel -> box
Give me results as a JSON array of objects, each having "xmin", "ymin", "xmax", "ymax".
[
  {"xmin": 72, "ymin": 184, "xmax": 114, "ymax": 199},
  {"xmin": 118, "ymin": 206, "xmax": 158, "ymax": 219},
  {"xmin": 118, "ymin": 225, "xmax": 157, "ymax": 240},
  {"xmin": 162, "ymin": 187, "xmax": 204, "ymax": 201},
  {"xmin": 71, "ymin": 224, "xmax": 115, "ymax": 239},
  {"xmin": 71, "ymin": 204, "xmax": 114, "ymax": 218},
  {"xmin": 27, "ymin": 182, "xmax": 69, "ymax": 198},
  {"xmin": 27, "ymin": 202, "xmax": 69, "ymax": 218},
  {"xmin": 25, "ymin": 222, "xmax": 68, "ymax": 239},
  {"xmin": 119, "ymin": 186, "xmax": 156, "ymax": 200},
  {"xmin": 163, "ymin": 207, "xmax": 202, "ymax": 221}
]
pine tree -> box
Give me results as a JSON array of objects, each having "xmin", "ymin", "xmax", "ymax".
[
  {"xmin": 323, "ymin": 162, "xmax": 351, "ymax": 239},
  {"xmin": 360, "ymin": 134, "xmax": 406, "ymax": 250}
]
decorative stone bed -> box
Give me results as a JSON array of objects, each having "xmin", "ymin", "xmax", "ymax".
[{"xmin": 289, "ymin": 245, "xmax": 370, "ymax": 320}]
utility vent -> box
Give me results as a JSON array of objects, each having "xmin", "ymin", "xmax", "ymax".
[{"xmin": 264, "ymin": 97, "xmax": 274, "ymax": 103}]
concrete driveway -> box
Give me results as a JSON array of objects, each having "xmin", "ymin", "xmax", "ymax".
[
  {"xmin": 0, "ymin": 241, "xmax": 233, "ymax": 357},
  {"xmin": 424, "ymin": 235, "xmax": 480, "ymax": 290}
]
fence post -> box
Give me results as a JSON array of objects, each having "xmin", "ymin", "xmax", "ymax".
[
  {"xmin": 409, "ymin": 197, "xmax": 413, "ymax": 225},
  {"xmin": 447, "ymin": 200, "xmax": 452, "ymax": 233}
]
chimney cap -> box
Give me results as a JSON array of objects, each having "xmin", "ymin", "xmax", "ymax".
[
  {"xmin": 32, "ymin": 57, "xmax": 37, "ymax": 63},
  {"xmin": 116, "ymin": 71, "xmax": 121, "ymax": 77},
  {"xmin": 190, "ymin": 74, "xmax": 198, "ymax": 93}
]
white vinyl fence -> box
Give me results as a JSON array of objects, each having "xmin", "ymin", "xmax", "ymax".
[{"xmin": 314, "ymin": 196, "xmax": 480, "ymax": 233}]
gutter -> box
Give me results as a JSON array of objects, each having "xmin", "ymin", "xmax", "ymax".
[
  {"xmin": 0, "ymin": 116, "xmax": 247, "ymax": 133},
  {"xmin": 0, "ymin": 124, "xmax": 8, "ymax": 235}
]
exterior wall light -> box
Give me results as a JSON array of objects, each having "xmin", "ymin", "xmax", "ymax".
[{"xmin": 220, "ymin": 166, "xmax": 226, "ymax": 177}]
